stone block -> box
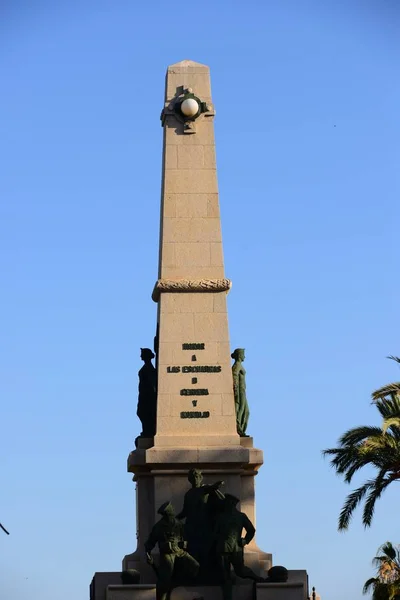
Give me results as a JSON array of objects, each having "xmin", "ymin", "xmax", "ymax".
[
  {"xmin": 194, "ymin": 313, "xmax": 230, "ymax": 342},
  {"xmin": 165, "ymin": 120, "xmax": 216, "ymax": 145},
  {"xmin": 106, "ymin": 583, "xmax": 264, "ymax": 600},
  {"xmin": 90, "ymin": 573, "xmax": 125, "ymax": 600},
  {"xmin": 167, "ymin": 59, "xmax": 210, "ymax": 73},
  {"xmin": 166, "ymin": 72, "xmax": 212, "ymax": 101},
  {"xmin": 204, "ymin": 145, "xmax": 217, "ymax": 169},
  {"xmin": 174, "ymin": 194, "xmax": 208, "ymax": 218},
  {"xmin": 160, "ymin": 243, "xmax": 175, "ymax": 267},
  {"xmin": 256, "ymin": 583, "xmax": 306, "ymax": 600},
  {"xmin": 162, "ymin": 195, "xmax": 176, "ymax": 218},
  {"xmin": 207, "ymin": 195, "xmax": 220, "ymax": 217},
  {"xmin": 165, "ymin": 146, "xmax": 177, "ymax": 170},
  {"xmin": 162, "ymin": 217, "xmax": 222, "ymax": 243},
  {"xmin": 160, "ymin": 265, "xmax": 226, "ymax": 280},
  {"xmin": 210, "ymin": 242, "xmax": 224, "ymax": 266},
  {"xmin": 213, "ymin": 293, "xmax": 227, "ymax": 313},
  {"xmin": 106, "ymin": 585, "xmax": 155, "ymax": 600},
  {"xmin": 177, "ymin": 145, "xmax": 205, "ymax": 169},
  {"xmin": 222, "ymin": 392, "xmax": 235, "ymax": 416},
  {"xmin": 155, "ymin": 393, "xmax": 170, "ymax": 417},
  {"xmin": 164, "ymin": 169, "xmax": 218, "ymax": 195},
  {"xmin": 159, "ymin": 313, "xmax": 195, "ymax": 342},
  {"xmin": 159, "ymin": 293, "xmax": 214, "ymax": 314},
  {"xmin": 153, "ymin": 432, "xmax": 239, "ymax": 447},
  {"xmin": 172, "ymin": 242, "xmax": 211, "ymax": 267}
]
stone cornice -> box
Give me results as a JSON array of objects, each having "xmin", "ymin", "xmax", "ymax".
[{"xmin": 152, "ymin": 277, "xmax": 232, "ymax": 302}]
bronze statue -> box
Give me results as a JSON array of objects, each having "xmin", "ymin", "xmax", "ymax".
[
  {"xmin": 177, "ymin": 469, "xmax": 225, "ymax": 568},
  {"xmin": 214, "ymin": 494, "xmax": 264, "ymax": 600},
  {"xmin": 137, "ymin": 348, "xmax": 157, "ymax": 437},
  {"xmin": 144, "ymin": 501, "xmax": 199, "ymax": 600},
  {"xmin": 231, "ymin": 348, "xmax": 250, "ymax": 436}
]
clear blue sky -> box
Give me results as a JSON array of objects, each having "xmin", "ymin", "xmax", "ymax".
[{"xmin": 1, "ymin": 2, "xmax": 399, "ymax": 599}]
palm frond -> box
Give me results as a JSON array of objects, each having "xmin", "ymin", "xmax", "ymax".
[
  {"xmin": 383, "ymin": 418, "xmax": 400, "ymax": 434},
  {"xmin": 363, "ymin": 577, "xmax": 380, "ymax": 594},
  {"xmin": 388, "ymin": 356, "xmax": 400, "ymax": 364},
  {"xmin": 338, "ymin": 481, "xmax": 373, "ymax": 530},
  {"xmin": 362, "ymin": 472, "xmax": 393, "ymax": 528},
  {"xmin": 372, "ymin": 383, "xmax": 400, "ymax": 402},
  {"xmin": 374, "ymin": 542, "xmax": 399, "ymax": 564},
  {"xmin": 339, "ymin": 426, "xmax": 385, "ymax": 446},
  {"xmin": 375, "ymin": 395, "xmax": 400, "ymax": 417}
]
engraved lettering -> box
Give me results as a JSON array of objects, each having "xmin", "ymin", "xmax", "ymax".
[
  {"xmin": 183, "ymin": 365, "xmax": 222, "ymax": 373},
  {"xmin": 180, "ymin": 389, "xmax": 209, "ymax": 396},
  {"xmin": 167, "ymin": 365, "xmax": 222, "ymax": 373},
  {"xmin": 182, "ymin": 343, "xmax": 205, "ymax": 350},
  {"xmin": 180, "ymin": 411, "xmax": 210, "ymax": 419}
]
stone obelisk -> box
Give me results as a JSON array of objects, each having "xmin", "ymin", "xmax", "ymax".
[
  {"xmin": 154, "ymin": 61, "xmax": 237, "ymax": 446},
  {"xmin": 123, "ymin": 60, "xmax": 271, "ymax": 581}
]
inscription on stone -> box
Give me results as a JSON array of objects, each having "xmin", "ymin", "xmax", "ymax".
[
  {"xmin": 166, "ymin": 365, "xmax": 221, "ymax": 373},
  {"xmin": 180, "ymin": 411, "xmax": 210, "ymax": 419},
  {"xmin": 180, "ymin": 389, "xmax": 209, "ymax": 396},
  {"xmin": 182, "ymin": 343, "xmax": 205, "ymax": 350}
]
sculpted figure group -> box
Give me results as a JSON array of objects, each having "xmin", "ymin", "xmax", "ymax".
[
  {"xmin": 144, "ymin": 469, "xmax": 264, "ymax": 600},
  {"xmin": 136, "ymin": 346, "xmax": 251, "ymax": 439}
]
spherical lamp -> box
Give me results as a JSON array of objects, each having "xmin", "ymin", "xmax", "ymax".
[{"xmin": 180, "ymin": 98, "xmax": 199, "ymax": 118}]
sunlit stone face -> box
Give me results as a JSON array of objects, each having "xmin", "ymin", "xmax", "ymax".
[{"xmin": 180, "ymin": 98, "xmax": 199, "ymax": 117}]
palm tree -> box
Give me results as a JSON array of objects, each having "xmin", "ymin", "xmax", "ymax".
[
  {"xmin": 363, "ymin": 542, "xmax": 400, "ymax": 600},
  {"xmin": 323, "ymin": 356, "xmax": 400, "ymax": 530}
]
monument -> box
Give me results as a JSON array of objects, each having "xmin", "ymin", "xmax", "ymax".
[{"xmin": 90, "ymin": 60, "xmax": 310, "ymax": 600}]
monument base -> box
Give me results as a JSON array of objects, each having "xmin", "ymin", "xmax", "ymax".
[
  {"xmin": 123, "ymin": 439, "xmax": 271, "ymax": 582},
  {"xmin": 91, "ymin": 571, "xmax": 308, "ymax": 600},
  {"xmin": 104, "ymin": 574, "xmax": 309, "ymax": 600}
]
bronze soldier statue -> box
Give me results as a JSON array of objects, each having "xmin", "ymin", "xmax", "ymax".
[
  {"xmin": 144, "ymin": 501, "xmax": 199, "ymax": 600},
  {"xmin": 214, "ymin": 494, "xmax": 264, "ymax": 600},
  {"xmin": 137, "ymin": 348, "xmax": 157, "ymax": 437},
  {"xmin": 231, "ymin": 348, "xmax": 250, "ymax": 436},
  {"xmin": 177, "ymin": 468, "xmax": 225, "ymax": 569}
]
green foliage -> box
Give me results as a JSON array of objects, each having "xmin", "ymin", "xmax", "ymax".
[
  {"xmin": 323, "ymin": 357, "xmax": 400, "ymax": 530},
  {"xmin": 363, "ymin": 543, "xmax": 400, "ymax": 600}
]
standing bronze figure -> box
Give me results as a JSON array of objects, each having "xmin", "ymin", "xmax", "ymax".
[
  {"xmin": 144, "ymin": 502, "xmax": 199, "ymax": 600},
  {"xmin": 231, "ymin": 348, "xmax": 250, "ymax": 436},
  {"xmin": 177, "ymin": 469, "xmax": 225, "ymax": 569},
  {"xmin": 137, "ymin": 348, "xmax": 157, "ymax": 437},
  {"xmin": 214, "ymin": 494, "xmax": 264, "ymax": 600}
]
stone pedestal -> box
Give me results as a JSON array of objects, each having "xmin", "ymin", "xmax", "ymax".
[
  {"xmin": 105, "ymin": 575, "xmax": 309, "ymax": 600},
  {"xmin": 122, "ymin": 438, "xmax": 271, "ymax": 582}
]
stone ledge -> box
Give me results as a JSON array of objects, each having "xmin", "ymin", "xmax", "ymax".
[
  {"xmin": 152, "ymin": 278, "xmax": 232, "ymax": 302},
  {"xmin": 257, "ymin": 583, "xmax": 303, "ymax": 588},
  {"xmin": 128, "ymin": 446, "xmax": 264, "ymax": 473}
]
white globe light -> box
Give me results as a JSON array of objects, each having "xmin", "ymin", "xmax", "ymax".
[{"xmin": 181, "ymin": 98, "xmax": 199, "ymax": 117}]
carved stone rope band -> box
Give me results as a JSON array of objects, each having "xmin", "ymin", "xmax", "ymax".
[{"xmin": 152, "ymin": 278, "xmax": 232, "ymax": 302}]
